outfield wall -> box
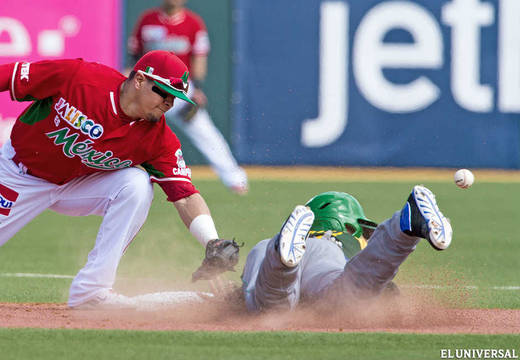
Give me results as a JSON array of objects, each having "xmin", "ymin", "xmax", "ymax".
[
  {"xmin": 232, "ymin": 0, "xmax": 520, "ymax": 169},
  {"xmin": 1, "ymin": 1, "xmax": 519, "ymax": 169}
]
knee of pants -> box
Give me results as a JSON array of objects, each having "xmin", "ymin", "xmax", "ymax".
[{"xmin": 113, "ymin": 168, "xmax": 154, "ymax": 209}]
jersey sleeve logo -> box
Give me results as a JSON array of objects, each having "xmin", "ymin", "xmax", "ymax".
[
  {"xmin": 172, "ymin": 149, "xmax": 191, "ymax": 177},
  {"xmin": 20, "ymin": 62, "xmax": 30, "ymax": 81},
  {"xmin": 175, "ymin": 148, "xmax": 186, "ymax": 168}
]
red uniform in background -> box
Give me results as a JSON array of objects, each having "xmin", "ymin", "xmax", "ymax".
[
  {"xmin": 128, "ymin": 5, "xmax": 249, "ymax": 194},
  {"xmin": 128, "ymin": 8, "xmax": 210, "ymax": 70}
]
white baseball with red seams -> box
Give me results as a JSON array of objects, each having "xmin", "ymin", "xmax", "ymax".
[{"xmin": 454, "ymin": 169, "xmax": 475, "ymax": 189}]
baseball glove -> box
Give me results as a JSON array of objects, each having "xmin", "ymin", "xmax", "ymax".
[{"xmin": 192, "ymin": 239, "xmax": 243, "ymax": 282}]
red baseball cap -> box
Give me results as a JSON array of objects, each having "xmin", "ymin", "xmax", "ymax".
[{"xmin": 133, "ymin": 50, "xmax": 195, "ymax": 105}]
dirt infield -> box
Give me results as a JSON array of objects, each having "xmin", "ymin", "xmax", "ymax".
[
  {"xmin": 1, "ymin": 297, "xmax": 519, "ymax": 334},
  {"xmin": 2, "ymin": 166, "xmax": 518, "ymax": 334},
  {"xmin": 191, "ymin": 166, "xmax": 520, "ymax": 183}
]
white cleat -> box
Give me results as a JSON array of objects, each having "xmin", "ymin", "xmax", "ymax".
[
  {"xmin": 400, "ymin": 185, "xmax": 453, "ymax": 250},
  {"xmin": 71, "ymin": 290, "xmax": 137, "ymax": 310},
  {"xmin": 278, "ymin": 205, "xmax": 315, "ymax": 267}
]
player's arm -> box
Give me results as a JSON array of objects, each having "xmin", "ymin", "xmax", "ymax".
[
  {"xmin": 144, "ymin": 125, "xmax": 219, "ymax": 246},
  {"xmin": 173, "ymin": 192, "xmax": 219, "ymax": 246},
  {"xmin": 175, "ymin": 192, "xmax": 241, "ymax": 284},
  {"xmin": 189, "ymin": 55, "xmax": 208, "ymax": 107},
  {"xmin": 145, "ymin": 142, "xmax": 242, "ymax": 286},
  {"xmin": 148, "ymin": 169, "xmax": 219, "ymax": 246},
  {"xmin": 0, "ymin": 63, "xmax": 14, "ymax": 92},
  {"xmin": 127, "ymin": 11, "xmax": 146, "ymax": 59},
  {"xmin": 173, "ymin": 192, "xmax": 210, "ymax": 227},
  {"xmin": 148, "ymin": 170, "xmax": 235, "ymax": 283},
  {"xmin": 126, "ymin": 12, "xmax": 147, "ymax": 74},
  {"xmin": 0, "ymin": 59, "xmax": 79, "ymax": 101},
  {"xmin": 190, "ymin": 55, "xmax": 207, "ymax": 83},
  {"xmin": 189, "ymin": 20, "xmax": 210, "ymax": 107},
  {"xmin": 146, "ymin": 168, "xmax": 217, "ymax": 246}
]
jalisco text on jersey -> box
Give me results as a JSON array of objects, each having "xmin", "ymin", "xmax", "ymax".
[
  {"xmin": 54, "ymin": 97, "xmax": 104, "ymax": 139},
  {"xmin": 46, "ymin": 127, "xmax": 132, "ymax": 170}
]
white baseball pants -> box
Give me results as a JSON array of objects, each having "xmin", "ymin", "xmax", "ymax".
[
  {"xmin": 165, "ymin": 82, "xmax": 248, "ymax": 190},
  {"xmin": 0, "ymin": 143, "xmax": 154, "ymax": 307}
]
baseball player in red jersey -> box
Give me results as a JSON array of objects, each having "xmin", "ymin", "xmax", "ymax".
[
  {"xmin": 128, "ymin": 0, "xmax": 249, "ymax": 195},
  {"xmin": 0, "ymin": 50, "xmax": 226, "ymax": 309}
]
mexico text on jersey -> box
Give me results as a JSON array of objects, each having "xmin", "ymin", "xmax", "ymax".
[{"xmin": 3, "ymin": 58, "xmax": 198, "ymax": 202}]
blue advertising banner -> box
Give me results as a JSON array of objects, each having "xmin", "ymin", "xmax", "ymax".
[{"xmin": 232, "ymin": 0, "xmax": 520, "ymax": 168}]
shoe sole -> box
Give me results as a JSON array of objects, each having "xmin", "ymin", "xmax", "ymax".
[
  {"xmin": 279, "ymin": 205, "xmax": 315, "ymax": 267},
  {"xmin": 413, "ymin": 185, "xmax": 452, "ymax": 250},
  {"xmin": 71, "ymin": 301, "xmax": 138, "ymax": 310},
  {"xmin": 71, "ymin": 294, "xmax": 137, "ymax": 310}
]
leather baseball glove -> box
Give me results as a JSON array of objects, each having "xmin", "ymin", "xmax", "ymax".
[{"xmin": 192, "ymin": 239, "xmax": 243, "ymax": 282}]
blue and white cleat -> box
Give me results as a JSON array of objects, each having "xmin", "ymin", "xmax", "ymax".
[
  {"xmin": 400, "ymin": 185, "xmax": 453, "ymax": 251},
  {"xmin": 279, "ymin": 205, "xmax": 315, "ymax": 267}
]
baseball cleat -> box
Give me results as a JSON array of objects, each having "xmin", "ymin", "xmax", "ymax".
[
  {"xmin": 400, "ymin": 185, "xmax": 452, "ymax": 250},
  {"xmin": 278, "ymin": 205, "xmax": 315, "ymax": 267},
  {"xmin": 72, "ymin": 290, "xmax": 137, "ymax": 310},
  {"xmin": 230, "ymin": 183, "xmax": 249, "ymax": 195}
]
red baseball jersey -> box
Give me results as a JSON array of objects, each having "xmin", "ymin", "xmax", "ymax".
[
  {"xmin": 128, "ymin": 8, "xmax": 210, "ymax": 70},
  {"xmin": 0, "ymin": 59, "xmax": 198, "ymax": 202}
]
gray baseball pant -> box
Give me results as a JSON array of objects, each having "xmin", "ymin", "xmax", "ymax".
[{"xmin": 242, "ymin": 211, "xmax": 420, "ymax": 312}]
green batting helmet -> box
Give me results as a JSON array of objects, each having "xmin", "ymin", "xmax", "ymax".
[{"xmin": 305, "ymin": 191, "xmax": 378, "ymax": 239}]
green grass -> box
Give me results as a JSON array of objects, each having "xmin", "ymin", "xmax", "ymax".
[
  {"xmin": 1, "ymin": 179, "xmax": 518, "ymax": 307},
  {"xmin": 0, "ymin": 328, "xmax": 519, "ymax": 360},
  {"xmin": 0, "ymin": 178, "xmax": 518, "ymax": 358}
]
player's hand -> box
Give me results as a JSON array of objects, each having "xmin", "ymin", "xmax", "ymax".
[
  {"xmin": 191, "ymin": 88, "xmax": 208, "ymax": 107},
  {"xmin": 178, "ymin": 88, "xmax": 206, "ymax": 123},
  {"xmin": 192, "ymin": 238, "xmax": 242, "ymax": 282}
]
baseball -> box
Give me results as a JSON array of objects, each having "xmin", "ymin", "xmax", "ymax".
[{"xmin": 454, "ymin": 169, "xmax": 474, "ymax": 189}]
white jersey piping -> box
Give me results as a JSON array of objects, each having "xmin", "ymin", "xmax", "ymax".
[
  {"xmin": 150, "ymin": 176, "xmax": 192, "ymax": 183},
  {"xmin": 10, "ymin": 62, "xmax": 19, "ymax": 101},
  {"xmin": 109, "ymin": 91, "xmax": 118, "ymax": 115}
]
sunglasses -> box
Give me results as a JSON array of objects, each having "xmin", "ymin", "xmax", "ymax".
[{"xmin": 152, "ymin": 85, "xmax": 170, "ymax": 99}]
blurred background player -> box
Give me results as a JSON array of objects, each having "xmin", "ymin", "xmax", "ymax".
[
  {"xmin": 241, "ymin": 185, "xmax": 453, "ymax": 312},
  {"xmin": 128, "ymin": 0, "xmax": 249, "ymax": 194}
]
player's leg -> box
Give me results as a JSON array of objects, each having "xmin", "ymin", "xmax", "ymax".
[
  {"xmin": 325, "ymin": 185, "xmax": 452, "ymax": 300},
  {"xmin": 0, "ymin": 151, "xmax": 57, "ymax": 244},
  {"xmin": 241, "ymin": 238, "xmax": 271, "ymax": 312},
  {"xmin": 242, "ymin": 206, "xmax": 314, "ymax": 312},
  {"xmin": 49, "ymin": 167, "xmax": 154, "ymax": 308},
  {"xmin": 165, "ymin": 104, "xmax": 248, "ymax": 194},
  {"xmin": 298, "ymin": 237, "xmax": 347, "ymax": 300}
]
